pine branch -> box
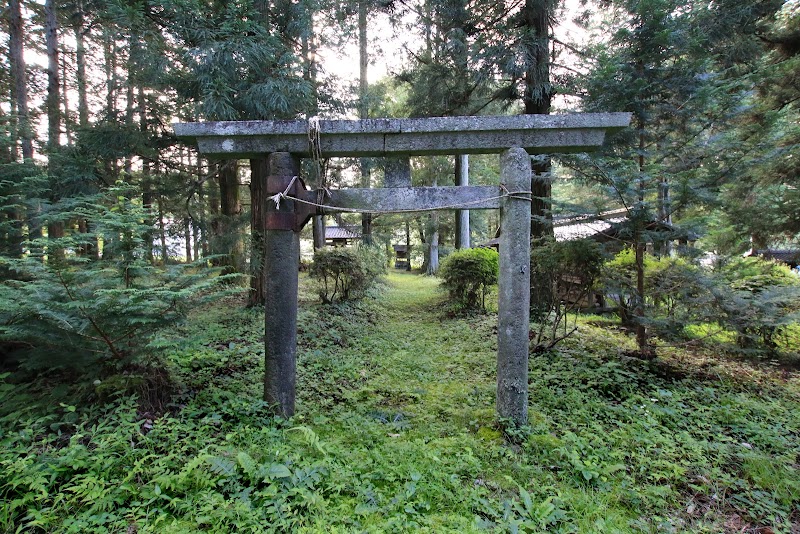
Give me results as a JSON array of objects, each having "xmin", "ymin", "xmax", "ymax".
[
  {"xmin": 56, "ymin": 269, "xmax": 126, "ymax": 361},
  {"xmin": 552, "ymin": 37, "xmax": 591, "ymax": 60}
]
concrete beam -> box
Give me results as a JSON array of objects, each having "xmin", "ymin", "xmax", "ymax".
[
  {"xmin": 315, "ymin": 185, "xmax": 502, "ymax": 213},
  {"xmin": 174, "ymin": 113, "xmax": 632, "ymax": 158}
]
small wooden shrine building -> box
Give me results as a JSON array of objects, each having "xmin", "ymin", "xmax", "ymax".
[
  {"xmin": 325, "ymin": 225, "xmax": 361, "ymax": 247},
  {"xmin": 392, "ymin": 244, "xmax": 412, "ymax": 269}
]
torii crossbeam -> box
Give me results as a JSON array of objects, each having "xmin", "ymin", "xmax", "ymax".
[{"xmin": 174, "ymin": 113, "xmax": 631, "ymax": 426}]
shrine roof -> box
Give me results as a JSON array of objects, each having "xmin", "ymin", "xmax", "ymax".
[{"xmin": 325, "ymin": 226, "xmax": 361, "ymax": 240}]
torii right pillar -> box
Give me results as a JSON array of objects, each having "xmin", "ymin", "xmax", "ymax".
[{"xmin": 496, "ymin": 147, "xmax": 532, "ymax": 427}]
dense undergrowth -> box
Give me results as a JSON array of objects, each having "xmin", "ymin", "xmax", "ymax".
[{"xmin": 1, "ymin": 271, "xmax": 799, "ymax": 532}]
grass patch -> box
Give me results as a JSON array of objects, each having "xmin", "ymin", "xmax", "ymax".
[{"xmin": 1, "ymin": 270, "xmax": 799, "ymax": 532}]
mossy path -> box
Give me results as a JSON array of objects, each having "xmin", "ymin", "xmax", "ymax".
[
  {"xmin": 292, "ymin": 269, "xmax": 800, "ymax": 532},
  {"xmin": 295, "ymin": 270, "xmax": 667, "ymax": 532},
  {"xmin": 297, "ymin": 270, "xmax": 510, "ymax": 531},
  {"xmin": 331, "ymin": 270, "xmax": 498, "ymax": 427}
]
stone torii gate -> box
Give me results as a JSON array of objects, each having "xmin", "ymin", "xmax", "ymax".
[{"xmin": 175, "ymin": 113, "xmax": 630, "ymax": 426}]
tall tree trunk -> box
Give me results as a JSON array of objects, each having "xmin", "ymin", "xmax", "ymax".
[
  {"xmin": 634, "ymin": 235, "xmax": 648, "ymax": 352},
  {"xmin": 45, "ymin": 0, "xmax": 61, "ymax": 151},
  {"xmin": 104, "ymin": 30, "xmax": 116, "ymax": 117},
  {"xmin": 3, "ymin": 96, "xmax": 15, "ymax": 163},
  {"xmin": 219, "ymin": 160, "xmax": 244, "ymax": 272},
  {"xmin": 208, "ymin": 164, "xmax": 221, "ymax": 261},
  {"xmin": 103, "ymin": 29, "xmax": 119, "ymax": 178},
  {"xmin": 418, "ymin": 221, "xmax": 428, "ymax": 272},
  {"xmin": 74, "ymin": 4, "xmax": 89, "ymax": 128},
  {"xmin": 158, "ymin": 193, "xmax": 168, "ymax": 264},
  {"xmin": 455, "ymin": 154, "xmax": 470, "ymax": 249},
  {"xmin": 248, "ymin": 158, "xmax": 267, "ymax": 306},
  {"xmin": 9, "ymin": 0, "xmax": 33, "ymax": 160},
  {"xmin": 46, "ymin": 221, "xmax": 64, "ymax": 263},
  {"xmin": 523, "ymin": 0, "xmax": 555, "ymax": 312},
  {"xmin": 124, "ymin": 37, "xmax": 137, "ymax": 176},
  {"xmin": 193, "ymin": 217, "xmax": 201, "ymax": 261},
  {"xmin": 523, "ymin": 0, "xmax": 554, "ymax": 239},
  {"xmin": 61, "ymin": 44, "xmax": 72, "ymax": 144},
  {"xmin": 75, "ymin": 218, "xmax": 90, "ymax": 257},
  {"xmin": 359, "ymin": 0, "xmax": 373, "ymax": 245},
  {"xmin": 530, "ymin": 156, "xmax": 552, "ymax": 239},
  {"xmin": 183, "ymin": 222, "xmax": 192, "ymax": 263},
  {"xmin": 4, "ymin": 0, "xmax": 29, "ymax": 262},
  {"xmin": 184, "ymin": 218, "xmax": 192, "ymax": 263},
  {"xmin": 405, "ymin": 220, "xmax": 412, "ymax": 271},
  {"xmin": 141, "ymin": 178, "xmax": 155, "ymax": 263},
  {"xmin": 657, "ymin": 175, "xmax": 672, "ymax": 256},
  {"xmin": 303, "ymin": 31, "xmax": 326, "ymax": 251},
  {"xmin": 45, "ymin": 0, "xmax": 65, "ymax": 263},
  {"xmin": 423, "ymin": 0, "xmax": 432, "ymax": 53},
  {"xmin": 138, "ymin": 84, "xmax": 154, "ymax": 263},
  {"xmin": 198, "ymin": 164, "xmax": 209, "ymax": 259},
  {"xmin": 634, "ymin": 113, "xmax": 650, "ymax": 356}
]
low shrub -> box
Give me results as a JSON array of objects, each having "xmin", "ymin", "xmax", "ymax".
[
  {"xmin": 438, "ymin": 247, "xmax": 499, "ymax": 311},
  {"xmin": 714, "ymin": 257, "xmax": 800, "ymax": 351},
  {"xmin": 530, "ymin": 238, "xmax": 605, "ymax": 349},
  {"xmin": 309, "ymin": 245, "xmax": 386, "ymax": 304},
  {"xmin": 603, "ymin": 249, "xmax": 716, "ymax": 330},
  {"xmin": 601, "ymin": 251, "xmax": 800, "ymax": 355}
]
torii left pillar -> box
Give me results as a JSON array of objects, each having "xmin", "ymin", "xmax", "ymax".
[{"xmin": 264, "ymin": 152, "xmax": 301, "ymax": 417}]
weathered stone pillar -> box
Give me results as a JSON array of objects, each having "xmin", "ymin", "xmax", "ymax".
[
  {"xmin": 455, "ymin": 154, "xmax": 470, "ymax": 249},
  {"xmin": 497, "ymin": 147, "xmax": 532, "ymax": 426},
  {"xmin": 264, "ymin": 152, "xmax": 300, "ymax": 417},
  {"xmin": 385, "ymin": 156, "xmax": 412, "ymax": 188},
  {"xmin": 312, "ymin": 216, "xmax": 326, "ymax": 250}
]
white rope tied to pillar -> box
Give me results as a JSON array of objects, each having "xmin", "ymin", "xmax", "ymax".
[
  {"xmin": 269, "ymin": 175, "xmax": 300, "ymax": 209},
  {"xmin": 500, "ymin": 183, "xmax": 534, "ymax": 202},
  {"xmin": 307, "ymin": 116, "xmax": 330, "ymax": 205}
]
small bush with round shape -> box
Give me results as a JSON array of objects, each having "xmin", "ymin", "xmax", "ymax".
[
  {"xmin": 309, "ymin": 246, "xmax": 386, "ymax": 304},
  {"xmin": 438, "ymin": 247, "xmax": 499, "ymax": 311}
]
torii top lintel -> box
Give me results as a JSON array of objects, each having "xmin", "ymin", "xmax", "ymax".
[{"xmin": 173, "ymin": 113, "xmax": 632, "ymax": 158}]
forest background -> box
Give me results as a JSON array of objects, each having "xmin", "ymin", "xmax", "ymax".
[
  {"xmin": 1, "ymin": 0, "xmax": 797, "ymax": 280},
  {"xmin": 1, "ymin": 0, "xmax": 800, "ymax": 530}
]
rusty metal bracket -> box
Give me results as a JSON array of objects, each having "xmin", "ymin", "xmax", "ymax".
[{"xmin": 265, "ymin": 174, "xmax": 319, "ymax": 232}]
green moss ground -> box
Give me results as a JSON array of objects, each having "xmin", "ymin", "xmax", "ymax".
[{"xmin": 1, "ymin": 271, "xmax": 799, "ymax": 532}]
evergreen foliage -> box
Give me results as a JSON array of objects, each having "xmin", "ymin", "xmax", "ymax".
[
  {"xmin": 715, "ymin": 257, "xmax": 800, "ymax": 352},
  {"xmin": 602, "ymin": 250, "xmax": 800, "ymax": 355},
  {"xmin": 2, "ymin": 0, "xmax": 800, "ymax": 529},
  {"xmin": 170, "ymin": 0, "xmax": 314, "ymax": 121},
  {"xmin": 0, "ymin": 186, "xmax": 236, "ymax": 373},
  {"xmin": 702, "ymin": 0, "xmax": 800, "ymax": 251}
]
